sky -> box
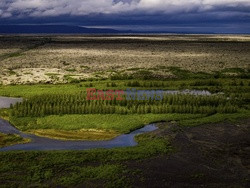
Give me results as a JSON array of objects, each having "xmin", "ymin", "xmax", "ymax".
[{"xmin": 0, "ymin": 0, "xmax": 250, "ymax": 33}]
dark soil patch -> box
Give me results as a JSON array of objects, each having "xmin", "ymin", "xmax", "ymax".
[{"xmin": 127, "ymin": 119, "xmax": 250, "ymax": 187}]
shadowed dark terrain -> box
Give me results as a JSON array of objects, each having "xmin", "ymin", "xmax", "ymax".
[{"xmin": 127, "ymin": 120, "xmax": 250, "ymax": 187}]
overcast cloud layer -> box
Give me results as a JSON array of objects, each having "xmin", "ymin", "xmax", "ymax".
[
  {"xmin": 0, "ymin": 0, "xmax": 250, "ymax": 33},
  {"xmin": 0, "ymin": 0, "xmax": 250, "ymax": 17}
]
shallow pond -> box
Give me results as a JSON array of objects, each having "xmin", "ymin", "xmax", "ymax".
[{"xmin": 0, "ymin": 96, "xmax": 23, "ymax": 109}]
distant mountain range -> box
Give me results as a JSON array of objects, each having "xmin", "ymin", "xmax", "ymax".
[
  {"xmin": 0, "ymin": 25, "xmax": 217, "ymax": 34},
  {"xmin": 0, "ymin": 25, "xmax": 124, "ymax": 34}
]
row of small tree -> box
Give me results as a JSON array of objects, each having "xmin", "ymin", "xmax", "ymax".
[
  {"xmin": 20, "ymin": 93, "xmax": 232, "ymax": 106},
  {"xmin": 11, "ymin": 93, "xmax": 238, "ymax": 117}
]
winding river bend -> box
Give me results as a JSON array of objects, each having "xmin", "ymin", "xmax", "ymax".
[
  {"xmin": 0, "ymin": 96, "xmax": 158, "ymax": 151},
  {"xmin": 0, "ymin": 118, "xmax": 158, "ymax": 151}
]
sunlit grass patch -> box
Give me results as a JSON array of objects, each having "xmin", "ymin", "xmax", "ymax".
[
  {"xmin": 28, "ymin": 129, "xmax": 119, "ymax": 141},
  {"xmin": 0, "ymin": 133, "xmax": 30, "ymax": 148},
  {"xmin": 10, "ymin": 114, "xmax": 204, "ymax": 134}
]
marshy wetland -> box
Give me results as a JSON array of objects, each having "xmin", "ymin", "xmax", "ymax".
[{"xmin": 0, "ymin": 35, "xmax": 249, "ymax": 187}]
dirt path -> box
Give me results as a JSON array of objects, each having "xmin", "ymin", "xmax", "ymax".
[{"xmin": 127, "ymin": 119, "xmax": 250, "ymax": 187}]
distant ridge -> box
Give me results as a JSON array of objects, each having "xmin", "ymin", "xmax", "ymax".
[
  {"xmin": 0, "ymin": 25, "xmax": 122, "ymax": 34},
  {"xmin": 0, "ymin": 25, "xmax": 218, "ymax": 34}
]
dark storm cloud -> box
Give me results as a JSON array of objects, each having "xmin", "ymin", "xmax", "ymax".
[
  {"xmin": 0, "ymin": 0, "xmax": 250, "ymax": 33},
  {"xmin": 0, "ymin": 0, "xmax": 249, "ymax": 17}
]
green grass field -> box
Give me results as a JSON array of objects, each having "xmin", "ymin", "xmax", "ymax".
[
  {"xmin": 11, "ymin": 114, "xmax": 204, "ymax": 132},
  {"xmin": 9, "ymin": 114, "xmax": 203, "ymax": 140},
  {"xmin": 0, "ymin": 133, "xmax": 171, "ymax": 187},
  {"xmin": 9, "ymin": 111, "xmax": 250, "ymax": 140}
]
